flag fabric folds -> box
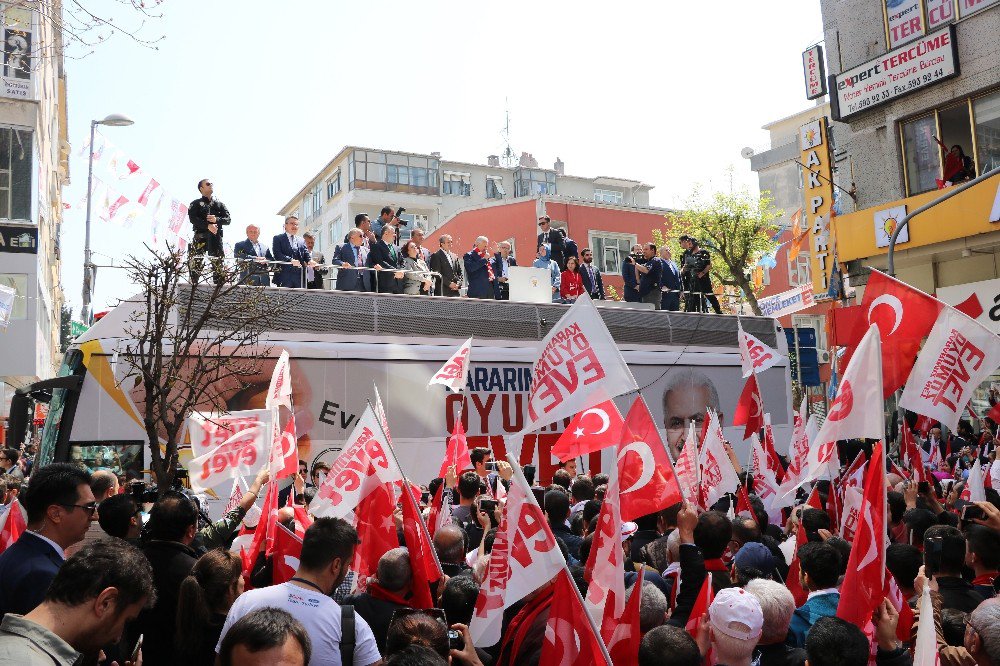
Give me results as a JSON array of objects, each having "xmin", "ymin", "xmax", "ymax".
[
  {"xmin": 618, "ymin": 397, "xmax": 682, "ymax": 521},
  {"xmin": 428, "ymin": 337, "xmax": 474, "ymax": 392}
]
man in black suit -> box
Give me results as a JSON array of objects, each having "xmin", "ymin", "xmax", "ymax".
[
  {"xmin": 560, "ymin": 228, "xmax": 579, "ymax": 268},
  {"xmin": 579, "ymin": 247, "xmax": 605, "ymax": 299},
  {"xmin": 430, "ymin": 234, "xmax": 463, "ymax": 297},
  {"xmin": 187, "ymin": 179, "xmax": 231, "ymax": 284},
  {"xmin": 367, "ymin": 224, "xmax": 404, "ymax": 294},
  {"xmin": 233, "ymin": 225, "xmax": 273, "ymax": 286},
  {"xmin": 0, "ymin": 463, "xmax": 95, "ymax": 617},
  {"xmin": 537, "ymin": 215, "xmax": 566, "ymax": 269},
  {"xmin": 271, "ymin": 216, "xmax": 313, "ymax": 288},
  {"xmin": 491, "ymin": 240, "xmax": 516, "ymax": 300},
  {"xmin": 334, "ymin": 228, "xmax": 372, "ymax": 292},
  {"xmin": 302, "ymin": 232, "xmax": 328, "ymax": 290}
]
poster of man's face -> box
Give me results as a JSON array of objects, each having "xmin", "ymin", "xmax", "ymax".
[{"xmin": 4, "ymin": 30, "xmax": 30, "ymax": 80}]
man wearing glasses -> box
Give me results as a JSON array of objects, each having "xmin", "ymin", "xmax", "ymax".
[
  {"xmin": 0, "ymin": 463, "xmax": 96, "ymax": 617},
  {"xmin": 188, "ymin": 179, "xmax": 231, "ymax": 284},
  {"xmin": 0, "ymin": 448, "xmax": 22, "ymax": 481}
]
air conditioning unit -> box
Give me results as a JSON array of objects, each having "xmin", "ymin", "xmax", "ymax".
[{"xmin": 817, "ymin": 349, "xmax": 831, "ymax": 364}]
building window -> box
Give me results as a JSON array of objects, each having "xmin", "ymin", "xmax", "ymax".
[
  {"xmin": 326, "ymin": 170, "xmax": 341, "ymax": 199},
  {"xmin": 514, "ymin": 168, "xmax": 557, "ymax": 197},
  {"xmin": 0, "ymin": 273, "xmax": 27, "ymax": 319},
  {"xmin": 330, "ymin": 215, "xmax": 343, "ymax": 245},
  {"xmin": 594, "ymin": 188, "xmax": 623, "ymax": 204},
  {"xmin": 442, "ymin": 172, "xmax": 471, "ymax": 196},
  {"xmin": 397, "ymin": 213, "xmax": 429, "ymax": 243},
  {"xmin": 589, "ymin": 231, "xmax": 636, "ymax": 274},
  {"xmin": 348, "ymin": 150, "xmax": 439, "ymax": 195},
  {"xmin": 485, "ymin": 176, "xmax": 506, "ymax": 199},
  {"xmin": 974, "ymin": 90, "xmax": 1000, "ymax": 174},
  {"xmin": 311, "ymin": 185, "xmax": 322, "ymax": 217},
  {"xmin": 0, "ymin": 128, "xmax": 32, "ymax": 221},
  {"xmin": 787, "ymin": 253, "xmax": 811, "ymax": 287}
]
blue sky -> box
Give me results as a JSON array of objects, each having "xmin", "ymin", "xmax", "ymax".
[{"xmin": 60, "ymin": 0, "xmax": 824, "ymax": 315}]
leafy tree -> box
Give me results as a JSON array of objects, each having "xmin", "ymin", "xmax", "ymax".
[
  {"xmin": 653, "ymin": 189, "xmax": 782, "ymax": 315},
  {"xmin": 59, "ymin": 304, "xmax": 72, "ymax": 353}
]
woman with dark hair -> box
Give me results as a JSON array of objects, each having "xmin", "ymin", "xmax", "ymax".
[
  {"xmin": 401, "ymin": 240, "xmax": 433, "ymax": 295},
  {"xmin": 560, "ymin": 255, "xmax": 584, "ymax": 303},
  {"xmin": 933, "ymin": 136, "xmax": 973, "ymax": 185},
  {"xmin": 176, "ymin": 548, "xmax": 245, "ymax": 665}
]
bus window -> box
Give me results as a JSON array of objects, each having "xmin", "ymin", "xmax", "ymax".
[
  {"xmin": 69, "ymin": 442, "xmax": 143, "ymax": 479},
  {"xmin": 37, "ymin": 349, "xmax": 85, "ymax": 468}
]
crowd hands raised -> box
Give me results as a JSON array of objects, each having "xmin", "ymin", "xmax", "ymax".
[{"xmin": 1, "ymin": 415, "xmax": 1000, "ymax": 666}]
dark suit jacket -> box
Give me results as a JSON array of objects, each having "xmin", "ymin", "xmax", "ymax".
[
  {"xmin": 579, "ymin": 262, "xmax": 605, "ymax": 299},
  {"xmin": 233, "ymin": 238, "xmax": 274, "ymax": 286},
  {"xmin": 271, "ymin": 233, "xmax": 311, "ymax": 288},
  {"xmin": 367, "ymin": 240, "xmax": 403, "ymax": 294},
  {"xmin": 564, "ymin": 238, "xmax": 579, "ymax": 264},
  {"xmin": 622, "ymin": 258, "xmax": 640, "ymax": 301},
  {"xmin": 491, "ymin": 253, "xmax": 517, "ymax": 298},
  {"xmin": 135, "ymin": 540, "xmax": 198, "ymax": 666},
  {"xmin": 0, "ymin": 531, "xmax": 64, "ymax": 617},
  {"xmin": 538, "ymin": 229, "xmax": 565, "ymax": 267},
  {"xmin": 660, "ymin": 259, "xmax": 681, "ymax": 291},
  {"xmin": 306, "ymin": 250, "xmax": 328, "ymax": 289},
  {"xmin": 464, "ymin": 249, "xmax": 493, "ymax": 299},
  {"xmin": 334, "ymin": 243, "xmax": 372, "ymax": 292},
  {"xmin": 430, "ymin": 248, "xmax": 463, "ymax": 296},
  {"xmin": 638, "ymin": 257, "xmax": 662, "ymax": 297}
]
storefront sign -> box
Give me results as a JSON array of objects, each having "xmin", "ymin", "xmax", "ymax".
[
  {"xmin": 802, "ymin": 45, "xmax": 827, "ymax": 100},
  {"xmin": 1, "ymin": 25, "xmax": 33, "ymax": 100},
  {"xmin": 884, "ymin": 0, "xmax": 925, "ymax": 48},
  {"xmin": 0, "ymin": 225, "xmax": 37, "ymax": 253},
  {"xmin": 925, "ymin": 0, "xmax": 955, "ymax": 28},
  {"xmin": 832, "ymin": 26, "xmax": 958, "ymax": 121},
  {"xmin": 873, "ymin": 205, "xmax": 910, "ymax": 248},
  {"xmin": 800, "ymin": 118, "xmax": 835, "ymax": 296},
  {"xmin": 958, "ymin": 0, "xmax": 1000, "ymax": 18},
  {"xmin": 936, "ymin": 277, "xmax": 1000, "ymax": 335},
  {"xmin": 759, "ymin": 285, "xmax": 817, "ymax": 319}
]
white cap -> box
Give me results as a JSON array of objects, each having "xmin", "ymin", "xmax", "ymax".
[
  {"xmin": 242, "ymin": 504, "xmax": 262, "ymax": 529},
  {"xmin": 709, "ymin": 587, "xmax": 763, "ymax": 640},
  {"xmin": 620, "ymin": 522, "xmax": 638, "ymax": 542}
]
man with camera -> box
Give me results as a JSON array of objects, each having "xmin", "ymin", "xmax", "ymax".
[
  {"xmin": 188, "ymin": 179, "xmax": 231, "ymax": 284},
  {"xmin": 682, "ymin": 237, "xmax": 722, "ymax": 314},
  {"xmin": 373, "ymin": 205, "xmax": 406, "ymax": 246},
  {"xmin": 621, "ymin": 243, "xmax": 643, "ymax": 302}
]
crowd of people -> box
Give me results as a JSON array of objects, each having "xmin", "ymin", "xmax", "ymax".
[
  {"xmin": 1, "ymin": 412, "xmax": 997, "ymax": 666},
  {"xmin": 189, "ymin": 179, "xmax": 725, "ymax": 311}
]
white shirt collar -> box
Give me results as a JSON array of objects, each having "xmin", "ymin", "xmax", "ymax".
[
  {"xmin": 27, "ymin": 530, "xmax": 66, "ymax": 561},
  {"xmin": 806, "ymin": 587, "xmax": 839, "ymax": 600}
]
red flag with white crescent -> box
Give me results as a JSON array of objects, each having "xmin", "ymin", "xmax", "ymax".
[
  {"xmin": 608, "ymin": 569, "xmax": 644, "ymax": 666},
  {"xmin": 272, "ymin": 523, "xmax": 302, "ymax": 585},
  {"xmin": 439, "ymin": 418, "xmax": 473, "ymax": 477},
  {"xmin": 733, "ymin": 372, "xmax": 765, "ymax": 441},
  {"xmin": 551, "ymin": 400, "xmax": 626, "ymax": 462},
  {"xmin": 0, "ymin": 499, "xmax": 26, "ymax": 553},
  {"xmin": 540, "ymin": 569, "xmax": 612, "ymax": 666},
  {"xmin": 584, "ymin": 448, "xmax": 625, "ymax": 644},
  {"xmin": 618, "ymin": 397, "xmax": 682, "ymax": 522}
]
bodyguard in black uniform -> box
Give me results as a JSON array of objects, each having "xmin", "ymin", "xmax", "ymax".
[{"xmin": 188, "ymin": 179, "xmax": 231, "ymax": 283}]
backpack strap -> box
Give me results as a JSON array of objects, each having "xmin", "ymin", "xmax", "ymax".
[{"xmin": 340, "ymin": 603, "xmax": 356, "ymax": 665}]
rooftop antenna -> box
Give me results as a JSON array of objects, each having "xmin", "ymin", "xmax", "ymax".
[{"xmin": 501, "ymin": 99, "xmax": 516, "ymax": 168}]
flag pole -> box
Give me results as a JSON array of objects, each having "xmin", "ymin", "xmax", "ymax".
[
  {"xmin": 504, "ymin": 453, "xmax": 614, "ymax": 666},
  {"xmin": 872, "ymin": 323, "xmax": 889, "ymax": 587},
  {"xmin": 366, "ymin": 399, "xmax": 446, "ymax": 579}
]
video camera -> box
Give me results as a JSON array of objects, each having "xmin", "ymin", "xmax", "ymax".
[{"xmin": 395, "ymin": 206, "xmax": 408, "ymax": 225}]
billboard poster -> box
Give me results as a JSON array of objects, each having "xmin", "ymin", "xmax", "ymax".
[
  {"xmin": 832, "ymin": 26, "xmax": 958, "ymax": 120},
  {"xmin": 884, "ymin": 0, "xmax": 925, "ymax": 48},
  {"xmin": 800, "ymin": 118, "xmax": 835, "ymax": 296},
  {"xmin": 1, "ymin": 25, "xmax": 32, "ymax": 99},
  {"xmin": 925, "ymin": 0, "xmax": 955, "ymax": 28}
]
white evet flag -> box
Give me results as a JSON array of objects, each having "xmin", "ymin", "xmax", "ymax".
[
  {"xmin": 912, "ymin": 585, "xmax": 939, "ymax": 666},
  {"xmin": 968, "ymin": 459, "xmax": 987, "ymax": 503},
  {"xmin": 188, "ymin": 425, "xmax": 267, "ymax": 493},
  {"xmin": 0, "ymin": 284, "xmax": 15, "ymax": 331},
  {"xmin": 738, "ymin": 319, "xmax": 785, "ymax": 378},
  {"xmin": 266, "ymin": 349, "xmax": 293, "ymax": 410},
  {"xmin": 699, "ymin": 410, "xmax": 741, "ymax": 509},
  {"xmin": 427, "ymin": 337, "xmax": 473, "ymax": 392},
  {"xmin": 521, "ymin": 293, "xmax": 638, "ymax": 436}
]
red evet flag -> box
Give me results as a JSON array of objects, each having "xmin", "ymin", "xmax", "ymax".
[
  {"xmin": 426, "ymin": 483, "xmax": 452, "ymax": 539},
  {"xmin": 750, "ymin": 433, "xmax": 782, "ymax": 526},
  {"xmin": 551, "ymin": 400, "xmax": 626, "ymax": 462},
  {"xmin": 268, "ymin": 413, "xmax": 299, "ymax": 481},
  {"xmin": 675, "ymin": 423, "xmax": 700, "ymax": 509},
  {"xmin": 584, "ymin": 447, "xmax": 625, "ymax": 644},
  {"xmin": 860, "ymin": 270, "xmax": 944, "ymax": 398},
  {"xmin": 540, "ymin": 569, "xmax": 612, "ymax": 666},
  {"xmin": 400, "ymin": 476, "xmax": 442, "ymax": 608},
  {"xmin": 836, "ymin": 441, "xmax": 888, "ymax": 630},
  {"xmin": 801, "ymin": 325, "xmax": 884, "ymax": 487},
  {"xmin": 886, "ymin": 573, "xmax": 915, "ymax": 643},
  {"xmin": 738, "ymin": 319, "xmax": 785, "ymax": 378},
  {"xmin": 608, "ymin": 569, "xmax": 644, "ymax": 666},
  {"xmin": 471, "ymin": 460, "xmax": 565, "ymax": 647},
  {"xmin": 699, "ymin": 410, "xmax": 741, "ymax": 510},
  {"xmin": 438, "ymin": 419, "xmax": 473, "ymax": 477},
  {"xmin": 762, "ymin": 416, "xmax": 785, "ymax": 482},
  {"xmin": 292, "ymin": 505, "xmax": 311, "ymax": 539},
  {"xmin": 266, "ymin": 349, "xmax": 293, "ymax": 410},
  {"xmin": 902, "ymin": 425, "xmax": 929, "ymax": 483},
  {"xmin": 272, "ymin": 523, "xmax": 303, "ymax": 585},
  {"xmin": 733, "ymin": 372, "xmax": 766, "ymax": 440},
  {"xmin": 685, "ymin": 575, "xmax": 715, "ymax": 638},
  {"xmin": 0, "ymin": 499, "xmax": 26, "ymax": 553},
  {"xmin": 915, "ymin": 415, "xmax": 936, "ymax": 437},
  {"xmin": 778, "ymin": 400, "xmax": 811, "ymax": 499},
  {"xmin": 841, "ymin": 451, "xmax": 868, "ymax": 491},
  {"xmin": 618, "ymin": 396, "xmax": 682, "ymax": 521},
  {"xmin": 428, "ymin": 337, "xmax": 473, "ymax": 393}
]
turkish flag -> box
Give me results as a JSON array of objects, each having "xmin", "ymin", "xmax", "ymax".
[
  {"xmin": 733, "ymin": 373, "xmax": 765, "ymax": 440},
  {"xmin": 608, "ymin": 569, "xmax": 643, "ymax": 666},
  {"xmin": 987, "ymin": 402, "xmax": 1000, "ymax": 425},
  {"xmin": 551, "ymin": 400, "xmax": 626, "ymax": 462},
  {"xmin": 272, "ymin": 523, "xmax": 303, "ymax": 585},
  {"xmin": 841, "ymin": 451, "xmax": 868, "ymax": 491},
  {"xmin": 886, "ymin": 573, "xmax": 915, "ymax": 643},
  {"xmin": 540, "ymin": 569, "xmax": 611, "ymax": 666},
  {"xmin": 860, "ymin": 270, "xmax": 943, "ymax": 397},
  {"xmin": 618, "ymin": 397, "xmax": 682, "ymax": 522},
  {"xmin": 350, "ymin": 478, "xmax": 399, "ymax": 595},
  {"xmin": 685, "ymin": 575, "xmax": 715, "ymax": 638},
  {"xmin": 901, "ymin": 425, "xmax": 929, "ymax": 483},
  {"xmin": 400, "ymin": 476, "xmax": 441, "ymax": 609},
  {"xmin": 786, "ymin": 521, "xmax": 809, "ymax": 606},
  {"xmin": 438, "ymin": 418, "xmax": 473, "ymax": 476},
  {"xmin": 915, "ymin": 414, "xmax": 937, "ymax": 437},
  {"xmin": 584, "ymin": 448, "xmax": 625, "ymax": 644},
  {"xmin": 269, "ymin": 412, "xmax": 299, "ymax": 481},
  {"xmin": 836, "ymin": 441, "xmax": 887, "ymax": 630},
  {"xmin": 0, "ymin": 499, "xmax": 26, "ymax": 553}
]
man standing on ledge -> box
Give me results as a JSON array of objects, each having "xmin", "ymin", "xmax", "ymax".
[{"xmin": 188, "ymin": 179, "xmax": 231, "ymax": 283}]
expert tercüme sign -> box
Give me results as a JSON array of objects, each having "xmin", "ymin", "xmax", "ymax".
[{"xmin": 831, "ymin": 25, "xmax": 958, "ymax": 121}]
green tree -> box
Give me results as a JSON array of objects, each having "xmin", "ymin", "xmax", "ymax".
[{"xmin": 653, "ymin": 189, "xmax": 782, "ymax": 315}]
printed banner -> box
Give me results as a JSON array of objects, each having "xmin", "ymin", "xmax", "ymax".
[
  {"xmin": 188, "ymin": 424, "xmax": 267, "ymax": 492},
  {"xmin": 884, "ymin": 0, "xmax": 924, "ymax": 49},
  {"xmin": 187, "ymin": 409, "xmax": 273, "ymax": 458},
  {"xmin": 757, "ymin": 285, "xmax": 816, "ymax": 318}
]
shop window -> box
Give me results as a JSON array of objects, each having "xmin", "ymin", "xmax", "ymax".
[{"xmin": 974, "ymin": 90, "xmax": 1000, "ymax": 174}]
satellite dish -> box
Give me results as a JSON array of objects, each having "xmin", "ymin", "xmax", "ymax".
[{"xmin": 740, "ymin": 147, "xmax": 755, "ymax": 159}]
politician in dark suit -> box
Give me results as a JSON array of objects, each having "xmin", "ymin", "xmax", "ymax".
[
  {"xmin": 579, "ymin": 248, "xmax": 605, "ymax": 299},
  {"xmin": 659, "ymin": 246, "xmax": 682, "ymax": 311},
  {"xmin": 635, "ymin": 243, "xmax": 663, "ymax": 309},
  {"xmin": 0, "ymin": 463, "xmax": 95, "ymax": 618},
  {"xmin": 303, "ymin": 232, "xmax": 329, "ymax": 289},
  {"xmin": 621, "ymin": 243, "xmax": 642, "ymax": 302},
  {"xmin": 271, "ymin": 216, "xmax": 312, "ymax": 288},
  {"xmin": 537, "ymin": 215, "xmax": 566, "ymax": 269},
  {"xmin": 464, "ymin": 236, "xmax": 495, "ymax": 299},
  {"xmin": 367, "ymin": 224, "xmax": 404, "ymax": 294},
  {"xmin": 491, "ymin": 241, "xmax": 517, "ymax": 300},
  {"xmin": 335, "ymin": 228, "xmax": 373, "ymax": 292},
  {"xmin": 233, "ymin": 224, "xmax": 273, "ymax": 286},
  {"xmin": 430, "ymin": 234, "xmax": 463, "ymax": 296}
]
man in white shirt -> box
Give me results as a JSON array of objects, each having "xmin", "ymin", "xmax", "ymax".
[{"xmin": 217, "ymin": 517, "xmax": 382, "ymax": 666}]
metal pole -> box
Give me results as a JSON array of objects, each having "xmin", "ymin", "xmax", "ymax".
[
  {"xmin": 887, "ymin": 166, "xmax": 1000, "ymax": 276},
  {"xmin": 81, "ymin": 120, "xmax": 97, "ymax": 325}
]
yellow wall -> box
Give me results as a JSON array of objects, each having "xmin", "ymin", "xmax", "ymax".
[{"xmin": 837, "ymin": 174, "xmax": 1000, "ymax": 262}]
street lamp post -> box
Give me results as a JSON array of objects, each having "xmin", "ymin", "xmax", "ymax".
[{"xmin": 81, "ymin": 113, "xmax": 134, "ymax": 325}]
